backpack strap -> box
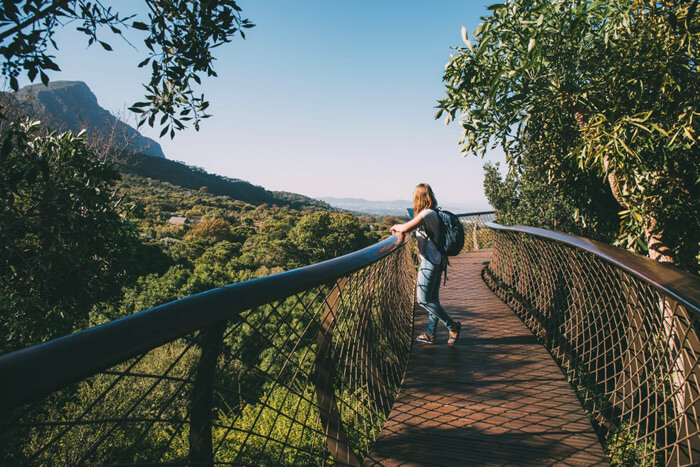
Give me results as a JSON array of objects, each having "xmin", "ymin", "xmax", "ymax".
[
  {"xmin": 424, "ymin": 208, "xmax": 446, "ymax": 256},
  {"xmin": 442, "ymin": 257, "xmax": 450, "ymax": 285}
]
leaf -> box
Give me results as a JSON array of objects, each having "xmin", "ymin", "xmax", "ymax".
[
  {"xmin": 683, "ymin": 126, "xmax": 695, "ymax": 141},
  {"xmin": 132, "ymin": 21, "xmax": 149, "ymax": 31},
  {"xmin": 99, "ymin": 41, "xmax": 113, "ymax": 51},
  {"xmin": 461, "ymin": 26, "xmax": 469, "ymax": 45},
  {"xmin": 647, "ymin": 123, "xmax": 669, "ymax": 137},
  {"xmin": 527, "ymin": 38, "xmax": 536, "ymax": 52},
  {"xmin": 43, "ymin": 60, "xmax": 61, "ymax": 72}
]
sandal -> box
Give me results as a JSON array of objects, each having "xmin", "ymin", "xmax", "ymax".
[
  {"xmin": 415, "ymin": 333, "xmax": 435, "ymax": 344},
  {"xmin": 448, "ymin": 322, "xmax": 462, "ymax": 345}
]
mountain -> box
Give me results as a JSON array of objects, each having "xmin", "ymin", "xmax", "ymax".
[
  {"xmin": 2, "ymin": 81, "xmax": 330, "ymax": 211},
  {"xmin": 4, "ymin": 80, "xmax": 165, "ymax": 158}
]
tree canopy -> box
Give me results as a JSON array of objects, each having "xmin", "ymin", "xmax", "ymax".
[
  {"xmin": 0, "ymin": 0, "xmax": 253, "ymax": 137},
  {"xmin": 438, "ymin": 0, "xmax": 699, "ymax": 272},
  {"xmin": 0, "ymin": 120, "xmax": 141, "ymax": 351}
]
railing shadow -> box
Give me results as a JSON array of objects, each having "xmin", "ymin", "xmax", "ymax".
[{"xmin": 485, "ymin": 223, "xmax": 700, "ymax": 465}]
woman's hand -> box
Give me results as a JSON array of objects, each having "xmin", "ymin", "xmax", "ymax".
[
  {"xmin": 390, "ymin": 224, "xmax": 404, "ymax": 235},
  {"xmin": 391, "ymin": 224, "xmax": 409, "ymax": 242},
  {"xmin": 391, "ymin": 215, "xmax": 424, "ymax": 237}
]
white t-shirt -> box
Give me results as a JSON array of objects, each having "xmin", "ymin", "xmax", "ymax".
[{"xmin": 415, "ymin": 209, "xmax": 442, "ymax": 264}]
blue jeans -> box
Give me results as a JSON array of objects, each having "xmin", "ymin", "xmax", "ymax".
[{"xmin": 416, "ymin": 258, "xmax": 454, "ymax": 336}]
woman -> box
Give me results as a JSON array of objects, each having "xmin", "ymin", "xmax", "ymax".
[{"xmin": 391, "ymin": 183, "xmax": 461, "ymax": 344}]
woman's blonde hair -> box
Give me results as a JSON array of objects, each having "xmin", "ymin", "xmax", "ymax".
[{"xmin": 413, "ymin": 183, "xmax": 437, "ymax": 218}]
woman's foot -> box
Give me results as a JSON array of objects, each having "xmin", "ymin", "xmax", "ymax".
[
  {"xmin": 415, "ymin": 333, "xmax": 435, "ymax": 344},
  {"xmin": 448, "ymin": 322, "xmax": 462, "ymax": 345}
]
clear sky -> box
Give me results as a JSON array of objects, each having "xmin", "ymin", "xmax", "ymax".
[{"xmin": 17, "ymin": 1, "xmax": 505, "ymax": 210}]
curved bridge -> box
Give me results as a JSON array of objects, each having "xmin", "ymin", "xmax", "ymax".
[
  {"xmin": 1, "ymin": 214, "xmax": 699, "ymax": 465},
  {"xmin": 365, "ymin": 249, "xmax": 606, "ymax": 465}
]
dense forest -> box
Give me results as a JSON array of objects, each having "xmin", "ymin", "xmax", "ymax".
[
  {"xmin": 0, "ymin": 118, "xmax": 402, "ymax": 354},
  {"xmin": 0, "ymin": 116, "xmax": 408, "ymax": 464},
  {"xmin": 439, "ymin": 0, "xmax": 699, "ymax": 274}
]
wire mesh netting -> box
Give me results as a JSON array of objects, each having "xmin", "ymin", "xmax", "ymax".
[
  {"xmin": 458, "ymin": 212, "xmax": 495, "ymax": 252},
  {"xmin": 0, "ymin": 242, "xmax": 416, "ymax": 465},
  {"xmin": 484, "ymin": 228, "xmax": 700, "ymax": 466}
]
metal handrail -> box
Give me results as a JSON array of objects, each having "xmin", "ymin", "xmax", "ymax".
[
  {"xmin": 457, "ymin": 211, "xmax": 495, "ymax": 251},
  {"xmin": 454, "ymin": 210, "xmax": 495, "ymax": 217},
  {"xmin": 1, "ymin": 231, "xmax": 417, "ymax": 465},
  {"xmin": 486, "ymin": 222, "xmax": 700, "ymax": 313},
  {"xmin": 484, "ymin": 221, "xmax": 700, "ymax": 465},
  {"xmin": 0, "ymin": 234, "xmax": 406, "ymax": 413}
]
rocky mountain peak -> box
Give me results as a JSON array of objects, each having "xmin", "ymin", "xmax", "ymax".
[{"xmin": 6, "ymin": 80, "xmax": 165, "ymax": 159}]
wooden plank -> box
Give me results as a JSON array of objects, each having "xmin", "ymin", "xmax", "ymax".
[{"xmin": 364, "ymin": 250, "xmax": 607, "ymax": 466}]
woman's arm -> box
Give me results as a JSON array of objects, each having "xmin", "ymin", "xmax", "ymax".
[{"xmin": 390, "ymin": 214, "xmax": 425, "ymax": 235}]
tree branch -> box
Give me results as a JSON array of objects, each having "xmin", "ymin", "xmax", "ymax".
[
  {"xmin": 602, "ymin": 154, "xmax": 628, "ymax": 210},
  {"xmin": 0, "ymin": 0, "xmax": 73, "ymax": 42}
]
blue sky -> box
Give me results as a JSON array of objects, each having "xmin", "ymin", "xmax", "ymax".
[{"xmin": 17, "ymin": 1, "xmax": 505, "ymax": 210}]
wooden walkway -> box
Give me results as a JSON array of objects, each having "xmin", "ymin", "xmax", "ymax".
[{"xmin": 365, "ymin": 249, "xmax": 607, "ymax": 466}]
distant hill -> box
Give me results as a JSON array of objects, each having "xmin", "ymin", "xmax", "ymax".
[
  {"xmin": 322, "ymin": 198, "xmax": 412, "ymax": 216},
  {"xmin": 118, "ymin": 153, "xmax": 331, "ymax": 211},
  {"xmin": 322, "ymin": 197, "xmax": 489, "ymax": 217},
  {"xmin": 3, "ymin": 81, "xmax": 165, "ymax": 158}
]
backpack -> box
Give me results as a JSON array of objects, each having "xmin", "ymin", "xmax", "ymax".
[{"xmin": 426, "ymin": 208, "xmax": 465, "ymax": 257}]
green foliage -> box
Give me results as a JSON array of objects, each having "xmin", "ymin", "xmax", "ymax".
[
  {"xmin": 120, "ymin": 265, "xmax": 193, "ymax": 316},
  {"xmin": 2, "ymin": 340, "xmax": 198, "ymax": 465},
  {"xmin": 0, "ymin": 120, "xmax": 141, "ymax": 352},
  {"xmin": 605, "ymin": 422, "xmax": 657, "ymax": 466},
  {"xmin": 0, "ymin": 1, "xmax": 253, "ymax": 136},
  {"xmin": 290, "ymin": 212, "xmax": 378, "ymax": 263},
  {"xmin": 438, "ymin": 0, "xmax": 700, "ymax": 272},
  {"xmin": 3, "ymin": 239, "xmax": 409, "ymax": 464},
  {"xmin": 483, "ymin": 162, "xmax": 618, "ymax": 242},
  {"xmin": 214, "ymin": 386, "xmax": 324, "ymax": 466},
  {"xmin": 185, "ymin": 218, "xmax": 234, "ymax": 243},
  {"xmin": 0, "ymin": 112, "xmax": 394, "ymax": 464},
  {"xmin": 116, "ymin": 209, "xmax": 378, "ymax": 317},
  {"xmin": 0, "ymin": 117, "xmax": 375, "ymax": 350}
]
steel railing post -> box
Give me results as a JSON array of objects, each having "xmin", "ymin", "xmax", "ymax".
[{"xmin": 189, "ymin": 321, "xmax": 226, "ymax": 465}]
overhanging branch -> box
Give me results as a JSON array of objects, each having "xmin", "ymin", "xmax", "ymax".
[{"xmin": 0, "ymin": 0, "xmax": 73, "ymax": 42}]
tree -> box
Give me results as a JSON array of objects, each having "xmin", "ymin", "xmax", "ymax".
[
  {"xmin": 290, "ymin": 212, "xmax": 377, "ymax": 264},
  {"xmin": 0, "ymin": 0, "xmax": 254, "ymax": 137},
  {"xmin": 482, "ymin": 159, "xmax": 619, "ymax": 243},
  {"xmin": 185, "ymin": 218, "xmax": 234, "ymax": 243},
  {"xmin": 0, "ymin": 119, "xmax": 141, "ymax": 351},
  {"xmin": 438, "ymin": 0, "xmax": 700, "ymax": 272}
]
